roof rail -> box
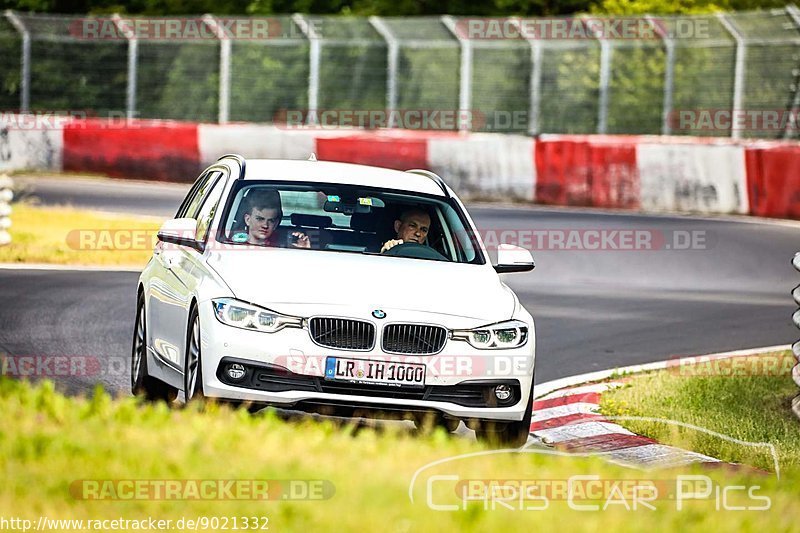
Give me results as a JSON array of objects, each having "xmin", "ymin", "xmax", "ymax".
[
  {"xmin": 405, "ymin": 169, "xmax": 450, "ymax": 198},
  {"xmin": 217, "ymin": 153, "xmax": 247, "ymax": 179}
]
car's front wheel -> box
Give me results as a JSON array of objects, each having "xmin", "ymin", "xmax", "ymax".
[
  {"xmin": 474, "ymin": 383, "xmax": 534, "ymax": 447},
  {"xmin": 131, "ymin": 294, "xmax": 178, "ymax": 403},
  {"xmin": 183, "ymin": 306, "xmax": 205, "ymax": 404}
]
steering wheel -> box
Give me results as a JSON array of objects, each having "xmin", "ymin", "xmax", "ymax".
[{"xmin": 384, "ymin": 242, "xmax": 448, "ymax": 261}]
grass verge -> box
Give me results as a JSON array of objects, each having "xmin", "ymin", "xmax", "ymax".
[
  {"xmin": 0, "ymin": 203, "xmax": 159, "ymax": 266},
  {"xmin": 1, "ymin": 377, "xmax": 799, "ymax": 530},
  {"xmin": 600, "ymin": 351, "xmax": 800, "ymax": 473}
]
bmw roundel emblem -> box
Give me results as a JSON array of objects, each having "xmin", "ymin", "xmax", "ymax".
[{"xmin": 372, "ymin": 309, "xmax": 386, "ymax": 319}]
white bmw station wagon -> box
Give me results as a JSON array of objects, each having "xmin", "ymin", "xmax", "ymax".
[{"xmin": 132, "ymin": 154, "xmax": 537, "ymax": 445}]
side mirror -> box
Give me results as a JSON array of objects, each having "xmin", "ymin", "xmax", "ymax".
[
  {"xmin": 157, "ymin": 218, "xmax": 202, "ymax": 251},
  {"xmin": 493, "ymin": 244, "xmax": 535, "ymax": 274}
]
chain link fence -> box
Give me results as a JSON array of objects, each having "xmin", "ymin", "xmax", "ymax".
[{"xmin": 2, "ymin": 8, "xmax": 800, "ymax": 138}]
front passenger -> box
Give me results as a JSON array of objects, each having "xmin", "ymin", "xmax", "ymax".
[{"xmin": 243, "ymin": 189, "xmax": 311, "ymax": 248}]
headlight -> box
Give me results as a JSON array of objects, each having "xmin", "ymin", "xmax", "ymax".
[
  {"xmin": 212, "ymin": 298, "xmax": 303, "ymax": 333},
  {"xmin": 451, "ymin": 320, "xmax": 529, "ymax": 350}
]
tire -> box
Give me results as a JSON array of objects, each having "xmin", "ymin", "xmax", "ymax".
[
  {"xmin": 441, "ymin": 417, "xmax": 462, "ymax": 433},
  {"xmin": 474, "ymin": 382, "xmax": 534, "ymax": 447},
  {"xmin": 412, "ymin": 412, "xmax": 459, "ymax": 434},
  {"xmin": 131, "ymin": 293, "xmax": 178, "ymax": 403},
  {"xmin": 424, "ymin": 414, "xmax": 460, "ymax": 433},
  {"xmin": 183, "ymin": 305, "xmax": 205, "ymax": 404}
]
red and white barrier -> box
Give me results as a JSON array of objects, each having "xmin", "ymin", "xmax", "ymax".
[
  {"xmin": 315, "ymin": 130, "xmax": 431, "ymax": 171},
  {"xmin": 2, "ymin": 114, "xmax": 800, "ymax": 219},
  {"xmin": 63, "ymin": 118, "xmax": 200, "ymax": 182},
  {"xmin": 745, "ymin": 142, "xmax": 800, "ymax": 219},
  {"xmin": 0, "ymin": 115, "xmax": 64, "ymax": 173},
  {"xmin": 428, "ymin": 133, "xmax": 535, "ymax": 201},
  {"xmin": 637, "ymin": 142, "xmax": 748, "ymax": 215},
  {"xmin": 198, "ymin": 124, "xmax": 358, "ymax": 167},
  {"xmin": 534, "ymin": 135, "xmax": 639, "ymax": 209}
]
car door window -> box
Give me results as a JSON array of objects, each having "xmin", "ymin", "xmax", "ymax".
[
  {"xmin": 195, "ymin": 177, "xmax": 227, "ymax": 242},
  {"xmin": 176, "ymin": 171, "xmax": 211, "ymax": 218},
  {"xmin": 177, "ymin": 171, "xmax": 222, "ymax": 219}
]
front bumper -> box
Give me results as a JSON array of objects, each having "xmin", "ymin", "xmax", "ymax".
[{"xmin": 198, "ymin": 302, "xmax": 535, "ymax": 421}]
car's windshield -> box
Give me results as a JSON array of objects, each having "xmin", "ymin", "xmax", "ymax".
[{"xmin": 216, "ymin": 181, "xmax": 484, "ymax": 264}]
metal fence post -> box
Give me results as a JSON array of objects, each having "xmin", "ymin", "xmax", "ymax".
[
  {"xmin": 784, "ymin": 5, "xmax": 800, "ymax": 139},
  {"xmin": 787, "ymin": 4, "xmax": 800, "ymax": 36},
  {"xmin": 113, "ymin": 14, "xmax": 138, "ymax": 120},
  {"xmin": 717, "ymin": 14, "xmax": 746, "ymax": 139},
  {"xmin": 584, "ymin": 17, "xmax": 612, "ymax": 134},
  {"xmin": 441, "ymin": 15, "xmax": 472, "ymax": 131},
  {"xmin": 369, "ymin": 16, "xmax": 398, "ymax": 127},
  {"xmin": 598, "ymin": 45, "xmax": 612, "ymax": 134},
  {"xmin": 5, "ymin": 11, "xmax": 30, "ymax": 113},
  {"xmin": 0, "ymin": 174, "xmax": 12, "ymax": 247},
  {"xmin": 528, "ymin": 40, "xmax": 543, "ymax": 136},
  {"xmin": 510, "ymin": 18, "xmax": 543, "ymax": 136},
  {"xmin": 203, "ymin": 14, "xmax": 231, "ymax": 124},
  {"xmin": 293, "ymin": 13, "xmax": 320, "ymax": 125},
  {"xmin": 648, "ymin": 15, "xmax": 675, "ymax": 135}
]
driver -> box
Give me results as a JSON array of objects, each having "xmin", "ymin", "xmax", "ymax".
[
  {"xmin": 380, "ymin": 207, "xmax": 430, "ymax": 253},
  {"xmin": 243, "ymin": 189, "xmax": 310, "ymax": 248}
]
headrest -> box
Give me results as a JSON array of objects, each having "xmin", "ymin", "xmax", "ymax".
[
  {"xmin": 290, "ymin": 213, "xmax": 332, "ymax": 228},
  {"xmin": 350, "ymin": 212, "xmax": 376, "ymax": 233}
]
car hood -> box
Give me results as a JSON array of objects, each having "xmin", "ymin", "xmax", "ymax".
[{"xmin": 206, "ymin": 248, "xmax": 514, "ymax": 323}]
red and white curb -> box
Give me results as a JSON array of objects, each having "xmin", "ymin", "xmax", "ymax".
[
  {"xmin": 528, "ymin": 345, "xmax": 790, "ymax": 471},
  {"xmin": 530, "ymin": 382, "xmax": 723, "ymax": 470}
]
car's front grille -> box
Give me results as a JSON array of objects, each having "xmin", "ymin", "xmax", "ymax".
[
  {"xmin": 381, "ymin": 324, "xmax": 448, "ymax": 355},
  {"xmin": 309, "ymin": 317, "xmax": 375, "ymax": 351}
]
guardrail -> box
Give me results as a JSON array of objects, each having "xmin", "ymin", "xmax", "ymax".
[
  {"xmin": 0, "ymin": 174, "xmax": 12, "ymax": 246},
  {"xmin": 793, "ymin": 252, "xmax": 800, "ymax": 419},
  {"xmin": 2, "ymin": 113, "xmax": 800, "ymax": 218}
]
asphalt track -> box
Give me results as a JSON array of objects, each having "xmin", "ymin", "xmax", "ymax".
[{"xmin": 1, "ymin": 176, "xmax": 798, "ymax": 397}]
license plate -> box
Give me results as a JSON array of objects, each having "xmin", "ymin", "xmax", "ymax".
[{"xmin": 324, "ymin": 357, "xmax": 425, "ymax": 388}]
